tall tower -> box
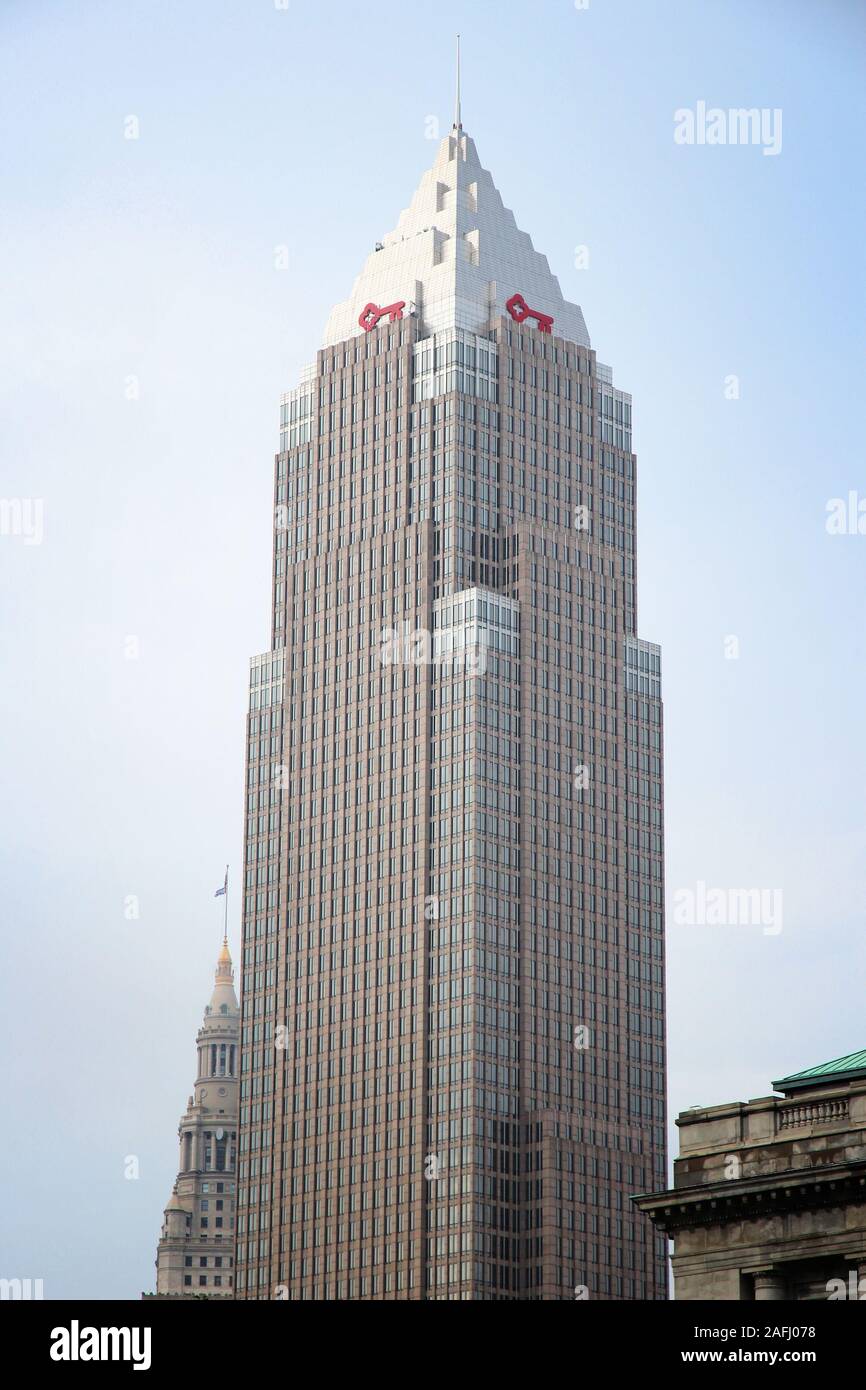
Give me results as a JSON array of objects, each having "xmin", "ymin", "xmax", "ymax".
[
  {"xmin": 154, "ymin": 940, "xmax": 240, "ymax": 1296},
  {"xmin": 236, "ymin": 107, "xmax": 666, "ymax": 1300}
]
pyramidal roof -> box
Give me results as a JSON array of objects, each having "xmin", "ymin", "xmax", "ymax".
[
  {"xmin": 774, "ymin": 1047, "xmax": 866, "ymax": 1094},
  {"xmin": 322, "ymin": 123, "xmax": 590, "ymax": 351}
]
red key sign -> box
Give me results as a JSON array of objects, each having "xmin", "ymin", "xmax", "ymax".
[
  {"xmin": 358, "ymin": 301, "xmax": 406, "ymax": 332},
  {"xmin": 506, "ymin": 292, "xmax": 554, "ymax": 334}
]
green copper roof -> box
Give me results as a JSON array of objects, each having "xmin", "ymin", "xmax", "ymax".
[{"xmin": 774, "ymin": 1048, "xmax": 866, "ymax": 1093}]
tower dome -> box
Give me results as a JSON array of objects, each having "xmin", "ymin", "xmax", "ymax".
[{"xmin": 206, "ymin": 938, "xmax": 239, "ymax": 1019}]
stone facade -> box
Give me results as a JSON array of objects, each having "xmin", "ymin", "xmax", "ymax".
[
  {"xmin": 635, "ymin": 1051, "xmax": 866, "ymax": 1300},
  {"xmin": 152, "ymin": 940, "xmax": 239, "ymax": 1297}
]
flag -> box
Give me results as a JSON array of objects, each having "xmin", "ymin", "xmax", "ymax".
[{"xmin": 214, "ymin": 868, "xmax": 228, "ymax": 899}]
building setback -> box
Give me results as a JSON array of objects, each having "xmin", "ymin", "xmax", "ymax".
[
  {"xmin": 152, "ymin": 940, "xmax": 239, "ymax": 1297},
  {"xmin": 236, "ymin": 109, "xmax": 666, "ymax": 1300}
]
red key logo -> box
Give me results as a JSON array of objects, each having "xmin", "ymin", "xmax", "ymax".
[
  {"xmin": 358, "ymin": 301, "xmax": 406, "ymax": 332},
  {"xmin": 506, "ymin": 292, "xmax": 554, "ymax": 334}
]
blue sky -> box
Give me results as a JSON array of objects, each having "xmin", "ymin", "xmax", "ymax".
[{"xmin": 1, "ymin": 0, "xmax": 863, "ymax": 1298}]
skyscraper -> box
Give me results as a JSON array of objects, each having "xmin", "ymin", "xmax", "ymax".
[
  {"xmin": 152, "ymin": 939, "xmax": 239, "ymax": 1297},
  {"xmin": 236, "ymin": 101, "xmax": 666, "ymax": 1300}
]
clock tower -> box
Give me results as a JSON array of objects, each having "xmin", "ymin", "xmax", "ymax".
[{"xmin": 153, "ymin": 938, "xmax": 240, "ymax": 1297}]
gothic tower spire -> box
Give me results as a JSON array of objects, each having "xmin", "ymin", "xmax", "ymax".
[{"xmin": 151, "ymin": 938, "xmax": 239, "ymax": 1298}]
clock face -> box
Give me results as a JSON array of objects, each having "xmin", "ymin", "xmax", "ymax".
[{"xmin": 215, "ymin": 1128, "xmax": 225, "ymax": 1141}]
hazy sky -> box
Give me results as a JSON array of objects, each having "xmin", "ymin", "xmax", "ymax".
[{"xmin": 1, "ymin": 0, "xmax": 863, "ymax": 1299}]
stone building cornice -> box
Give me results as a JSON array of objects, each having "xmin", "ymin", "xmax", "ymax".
[{"xmin": 634, "ymin": 1159, "xmax": 866, "ymax": 1234}]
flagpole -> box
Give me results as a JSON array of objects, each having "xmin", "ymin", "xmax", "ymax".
[{"xmin": 224, "ymin": 864, "xmax": 229, "ymax": 944}]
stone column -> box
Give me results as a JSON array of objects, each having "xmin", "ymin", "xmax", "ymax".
[{"xmin": 754, "ymin": 1269, "xmax": 787, "ymax": 1300}]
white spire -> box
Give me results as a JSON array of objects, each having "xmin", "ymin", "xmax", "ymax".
[{"xmin": 454, "ymin": 34, "xmax": 461, "ymax": 130}]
